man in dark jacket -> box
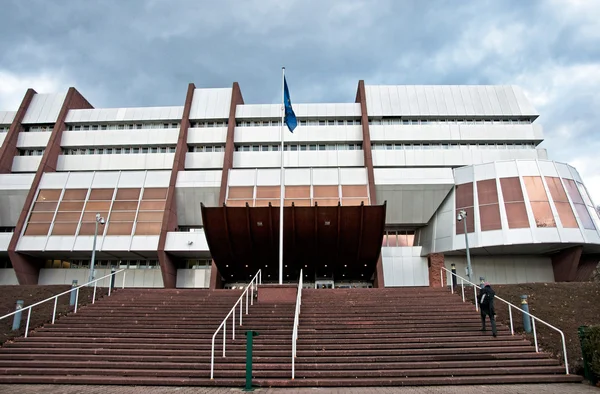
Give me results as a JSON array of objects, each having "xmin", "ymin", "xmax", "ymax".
[{"xmin": 479, "ymin": 282, "xmax": 497, "ymax": 337}]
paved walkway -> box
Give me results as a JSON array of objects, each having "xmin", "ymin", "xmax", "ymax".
[{"xmin": 0, "ymin": 384, "xmax": 597, "ymax": 394}]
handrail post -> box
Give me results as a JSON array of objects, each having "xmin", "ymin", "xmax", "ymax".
[
  {"xmin": 52, "ymin": 297, "xmax": 58, "ymax": 324},
  {"xmin": 240, "ymin": 301, "xmax": 243, "ymax": 326},
  {"xmin": 233, "ymin": 309, "xmax": 236, "ymax": 341},
  {"xmin": 560, "ymin": 331, "xmax": 569, "ymax": 374},
  {"xmin": 461, "ymin": 279, "xmax": 465, "ymax": 302},
  {"xmin": 532, "ymin": 318, "xmax": 538, "ymax": 352},
  {"xmin": 223, "ymin": 320, "xmax": 226, "ymax": 357},
  {"xmin": 246, "ymin": 290, "xmax": 249, "ymax": 314},
  {"xmin": 24, "ymin": 309, "xmax": 32, "ymax": 338},
  {"xmin": 74, "ymin": 288, "xmax": 80, "ymax": 313},
  {"xmin": 92, "ymin": 281, "xmax": 97, "ymax": 304},
  {"xmin": 122, "ymin": 271, "xmax": 126, "ymax": 289},
  {"xmin": 508, "ymin": 306, "xmax": 514, "ymax": 335},
  {"xmin": 474, "ymin": 285, "xmax": 478, "ymax": 311},
  {"xmin": 440, "ymin": 269, "xmax": 443, "ymax": 288},
  {"xmin": 250, "ymin": 282, "xmax": 254, "ymax": 306}
]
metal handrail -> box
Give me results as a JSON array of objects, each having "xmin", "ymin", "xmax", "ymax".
[
  {"xmin": 0, "ymin": 269, "xmax": 126, "ymax": 338},
  {"xmin": 440, "ymin": 266, "xmax": 569, "ymax": 374},
  {"xmin": 210, "ymin": 269, "xmax": 262, "ymax": 380},
  {"xmin": 291, "ymin": 269, "xmax": 303, "ymax": 379}
]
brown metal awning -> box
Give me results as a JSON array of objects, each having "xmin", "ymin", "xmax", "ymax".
[{"xmin": 200, "ymin": 202, "xmax": 386, "ymax": 282}]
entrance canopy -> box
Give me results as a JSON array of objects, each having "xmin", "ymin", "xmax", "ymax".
[{"xmin": 201, "ymin": 202, "xmax": 386, "ymax": 283}]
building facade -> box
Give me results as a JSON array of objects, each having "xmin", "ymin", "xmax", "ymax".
[{"xmin": 0, "ymin": 82, "xmax": 598, "ymax": 288}]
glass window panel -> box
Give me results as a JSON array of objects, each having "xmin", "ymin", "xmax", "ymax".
[
  {"xmin": 134, "ymin": 222, "xmax": 162, "ymax": 235},
  {"xmin": 575, "ymin": 204, "xmax": 595, "ymax": 230},
  {"xmin": 405, "ymin": 233, "xmax": 415, "ymax": 247},
  {"xmin": 382, "ymin": 234, "xmax": 388, "ymax": 247},
  {"xmin": 106, "ymin": 221, "xmax": 133, "ymax": 235},
  {"xmin": 225, "ymin": 200, "xmax": 252, "ymax": 207},
  {"xmin": 32, "ymin": 201, "xmax": 58, "ymax": 212},
  {"xmin": 387, "ymin": 232, "xmax": 398, "ymax": 247},
  {"xmin": 78, "ymin": 222, "xmax": 104, "ymax": 235},
  {"xmin": 228, "ymin": 186, "xmax": 254, "ymax": 199},
  {"xmin": 500, "ymin": 177, "xmax": 525, "ymax": 203},
  {"xmin": 341, "ymin": 185, "xmax": 368, "ymax": 198},
  {"xmin": 312, "ymin": 198, "xmax": 340, "ymax": 206},
  {"xmin": 28, "ymin": 212, "xmax": 55, "ymax": 223},
  {"xmin": 577, "ymin": 182, "xmax": 594, "ymax": 207},
  {"xmin": 89, "ymin": 189, "xmax": 114, "ymax": 200},
  {"xmin": 476, "ymin": 180, "xmax": 498, "ymax": 205},
  {"xmin": 142, "ymin": 188, "xmax": 168, "ymax": 200},
  {"xmin": 62, "ymin": 189, "xmax": 88, "ymax": 201},
  {"xmin": 256, "ymin": 186, "xmax": 281, "ymax": 199},
  {"xmin": 137, "ymin": 211, "xmax": 164, "ymax": 221},
  {"xmin": 54, "ymin": 212, "xmax": 82, "ymax": 221},
  {"xmin": 285, "ymin": 186, "xmax": 310, "ymax": 199},
  {"xmin": 58, "ymin": 201, "xmax": 85, "ymax": 211},
  {"xmin": 456, "ymin": 207, "xmax": 475, "ymax": 234},
  {"xmin": 455, "ymin": 183, "xmax": 474, "ymax": 208},
  {"xmin": 313, "ymin": 185, "xmax": 339, "ymax": 198},
  {"xmin": 555, "ymin": 202, "xmax": 578, "ymax": 228},
  {"xmin": 36, "ymin": 189, "xmax": 61, "ymax": 202},
  {"xmin": 523, "ymin": 176, "xmax": 549, "ymax": 202},
  {"xmin": 116, "ymin": 188, "xmax": 140, "ymax": 200},
  {"xmin": 284, "ymin": 199, "xmax": 309, "ymax": 207},
  {"xmin": 545, "ymin": 177, "xmax": 569, "ymax": 202},
  {"xmin": 505, "ymin": 202, "xmax": 530, "ymax": 228},
  {"xmin": 530, "ymin": 201, "xmax": 556, "ymax": 227},
  {"xmin": 479, "ymin": 204, "xmax": 502, "ymax": 231},
  {"xmin": 82, "ymin": 211, "xmax": 109, "ymax": 221},
  {"xmin": 24, "ymin": 223, "xmax": 51, "ymax": 236},
  {"xmin": 84, "ymin": 201, "xmax": 112, "ymax": 211},
  {"xmin": 342, "ymin": 198, "xmax": 367, "ymax": 206},
  {"xmin": 108, "ymin": 211, "xmax": 136, "ymax": 221},
  {"xmin": 255, "ymin": 199, "xmax": 278, "ymax": 207},
  {"xmin": 111, "ymin": 201, "xmax": 139, "ymax": 211},
  {"xmin": 51, "ymin": 222, "xmax": 79, "ymax": 236},
  {"xmin": 139, "ymin": 200, "xmax": 166, "ymax": 211},
  {"xmin": 564, "ymin": 179, "xmax": 584, "ymax": 204}
]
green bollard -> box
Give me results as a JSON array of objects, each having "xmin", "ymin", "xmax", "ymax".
[
  {"xmin": 11, "ymin": 300, "xmax": 24, "ymax": 331},
  {"xmin": 243, "ymin": 330, "xmax": 259, "ymax": 392},
  {"xmin": 69, "ymin": 280, "xmax": 78, "ymax": 306}
]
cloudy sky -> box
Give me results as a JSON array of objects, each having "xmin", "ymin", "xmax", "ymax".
[{"xmin": 0, "ymin": 0, "xmax": 599, "ymax": 203}]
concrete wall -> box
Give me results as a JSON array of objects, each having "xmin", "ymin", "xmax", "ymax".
[
  {"xmin": 444, "ymin": 255, "xmax": 554, "ymax": 285},
  {"xmin": 382, "ymin": 246, "xmax": 429, "ymax": 287},
  {"xmin": 0, "ymin": 269, "xmax": 19, "ymax": 285}
]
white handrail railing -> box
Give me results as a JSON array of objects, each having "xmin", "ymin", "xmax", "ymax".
[
  {"xmin": 0, "ymin": 269, "xmax": 126, "ymax": 338},
  {"xmin": 440, "ymin": 267, "xmax": 569, "ymax": 374},
  {"xmin": 210, "ymin": 269, "xmax": 262, "ymax": 380},
  {"xmin": 291, "ymin": 269, "xmax": 303, "ymax": 379}
]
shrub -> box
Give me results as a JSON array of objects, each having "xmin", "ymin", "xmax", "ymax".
[{"xmin": 582, "ymin": 326, "xmax": 600, "ymax": 383}]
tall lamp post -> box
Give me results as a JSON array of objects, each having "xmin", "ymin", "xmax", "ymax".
[
  {"xmin": 89, "ymin": 213, "xmax": 106, "ymax": 283},
  {"xmin": 457, "ymin": 209, "xmax": 473, "ymax": 283}
]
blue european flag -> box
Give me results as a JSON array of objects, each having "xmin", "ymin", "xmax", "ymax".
[{"xmin": 284, "ymin": 77, "xmax": 297, "ymax": 132}]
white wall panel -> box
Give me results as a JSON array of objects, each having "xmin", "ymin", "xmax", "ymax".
[
  {"xmin": 189, "ymin": 88, "xmax": 232, "ymax": 120},
  {"xmin": 22, "ymin": 93, "xmax": 67, "ymax": 124},
  {"xmin": 284, "ymin": 168, "xmax": 311, "ymax": 185},
  {"xmin": 143, "ymin": 171, "xmax": 171, "ymax": 187},
  {"xmin": 57, "ymin": 154, "xmax": 175, "ymax": 172},
  {"xmin": 374, "ymin": 168, "xmax": 454, "ymax": 185},
  {"xmin": 130, "ymin": 235, "xmax": 160, "ymax": 250},
  {"xmin": 176, "ymin": 268, "xmax": 211, "ymax": 288},
  {"xmin": 0, "ymin": 133, "xmax": 5, "ymax": 147},
  {"xmin": 39, "ymin": 268, "xmax": 164, "ymax": 288},
  {"xmin": 98, "ymin": 236, "xmax": 131, "ymax": 251},
  {"xmin": 0, "ymin": 111, "xmax": 16, "ymax": 124},
  {"xmin": 256, "ymin": 169, "xmax": 280, "ymax": 186},
  {"xmin": 184, "ymin": 152, "xmax": 225, "ymax": 169},
  {"xmin": 11, "ymin": 156, "xmax": 41, "ymax": 172},
  {"xmin": 0, "ymin": 269, "xmax": 18, "ymax": 285},
  {"xmin": 118, "ymin": 171, "xmax": 146, "ymax": 187},
  {"xmin": 312, "ymin": 168, "xmax": 339, "ymax": 185},
  {"xmin": 382, "ymin": 247, "xmax": 428, "ymax": 286},
  {"xmin": 228, "ymin": 169, "xmax": 256, "ymax": 186},
  {"xmin": 473, "ymin": 163, "xmax": 496, "ymax": 181},
  {"xmin": 372, "ymin": 149, "xmax": 541, "ymax": 168},
  {"xmin": 61, "ymin": 129, "xmax": 179, "ymax": 147},
  {"xmin": 90, "ymin": 172, "xmax": 120, "ymax": 188},
  {"xmin": 65, "ymin": 172, "xmax": 93, "ymax": 189},
  {"xmin": 0, "ymin": 233, "xmax": 12, "ymax": 251},
  {"xmin": 0, "ymin": 173, "xmax": 35, "ymax": 189},
  {"xmin": 187, "ymin": 127, "xmax": 227, "ymax": 144},
  {"xmin": 16, "ymin": 236, "xmax": 46, "ymax": 251},
  {"xmin": 340, "ymin": 168, "xmax": 368, "ymax": 185},
  {"xmin": 495, "ymin": 161, "xmax": 519, "ymax": 178},
  {"xmin": 236, "ymin": 103, "xmax": 361, "ymax": 119},
  {"xmin": 45, "ymin": 236, "xmax": 76, "ymax": 251},
  {"xmin": 233, "ymin": 151, "xmax": 364, "ymax": 168},
  {"xmin": 165, "ymin": 231, "xmax": 210, "ymax": 252},
  {"xmin": 176, "ymin": 170, "xmax": 222, "ymax": 188},
  {"xmin": 16, "ymin": 132, "xmax": 51, "ymax": 148},
  {"xmin": 234, "ymin": 125, "xmax": 363, "ymax": 144},
  {"xmin": 445, "ymin": 256, "xmax": 554, "ymax": 284},
  {"xmin": 516, "ymin": 160, "xmax": 541, "ymax": 176},
  {"xmin": 39, "ymin": 172, "xmax": 69, "ymax": 189}
]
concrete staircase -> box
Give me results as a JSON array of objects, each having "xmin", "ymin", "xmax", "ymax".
[{"xmin": 0, "ymin": 286, "xmax": 581, "ymax": 386}]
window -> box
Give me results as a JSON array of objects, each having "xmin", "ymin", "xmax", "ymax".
[
  {"xmin": 290, "ymin": 145, "xmax": 298, "ymax": 151},
  {"xmin": 123, "ymin": 148, "xmax": 131, "ymax": 154},
  {"xmin": 160, "ymin": 147, "xmax": 167, "ymax": 153},
  {"xmin": 132, "ymin": 147, "xmax": 140, "ymax": 154},
  {"xmin": 523, "ymin": 176, "xmax": 555, "ymax": 228},
  {"xmin": 142, "ymin": 147, "xmax": 148, "ymax": 153},
  {"xmin": 328, "ymin": 120, "xmax": 335, "ymax": 125}
]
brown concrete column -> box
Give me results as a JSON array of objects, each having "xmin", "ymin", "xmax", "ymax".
[
  {"xmin": 209, "ymin": 82, "xmax": 244, "ymax": 289},
  {"xmin": 157, "ymin": 83, "xmax": 195, "ymax": 288},
  {"xmin": 428, "ymin": 253, "xmax": 446, "ymax": 287},
  {"xmin": 8, "ymin": 88, "xmax": 93, "ymax": 284},
  {"xmin": 356, "ymin": 80, "xmax": 384, "ymax": 287},
  {"xmin": 0, "ymin": 89, "xmax": 36, "ymax": 173},
  {"xmin": 552, "ymin": 245, "xmax": 583, "ymax": 282}
]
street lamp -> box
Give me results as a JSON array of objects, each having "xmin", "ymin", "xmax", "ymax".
[
  {"xmin": 457, "ymin": 209, "xmax": 473, "ymax": 283},
  {"xmin": 89, "ymin": 213, "xmax": 106, "ymax": 283}
]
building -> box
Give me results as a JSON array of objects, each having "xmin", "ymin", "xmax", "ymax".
[{"xmin": 0, "ymin": 82, "xmax": 598, "ymax": 289}]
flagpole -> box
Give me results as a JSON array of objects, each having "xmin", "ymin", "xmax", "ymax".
[{"xmin": 279, "ymin": 67, "xmax": 285, "ymax": 285}]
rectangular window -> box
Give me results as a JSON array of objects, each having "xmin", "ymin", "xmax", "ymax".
[
  {"xmin": 142, "ymin": 147, "xmax": 148, "ymax": 153},
  {"xmin": 132, "ymin": 147, "xmax": 140, "ymax": 154},
  {"xmin": 160, "ymin": 147, "xmax": 167, "ymax": 153},
  {"xmin": 523, "ymin": 176, "xmax": 556, "ymax": 227},
  {"xmin": 337, "ymin": 120, "xmax": 345, "ymax": 126},
  {"xmin": 123, "ymin": 148, "xmax": 131, "ymax": 154},
  {"xmin": 455, "ymin": 183, "xmax": 474, "ymax": 234},
  {"xmin": 545, "ymin": 177, "xmax": 577, "ymax": 228},
  {"xmin": 500, "ymin": 177, "xmax": 530, "ymax": 228},
  {"xmin": 564, "ymin": 179, "xmax": 595, "ymax": 229}
]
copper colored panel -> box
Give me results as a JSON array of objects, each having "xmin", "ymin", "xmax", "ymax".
[
  {"xmin": 58, "ymin": 201, "xmax": 84, "ymax": 211},
  {"xmin": 313, "ymin": 186, "xmax": 339, "ymax": 198},
  {"xmin": 404, "ymin": 234, "xmax": 415, "ymax": 247},
  {"xmin": 545, "ymin": 177, "xmax": 568, "ymax": 202},
  {"xmin": 256, "ymin": 200, "xmax": 278, "ymax": 207},
  {"xmin": 477, "ymin": 180, "xmax": 499, "ymax": 205},
  {"xmin": 62, "ymin": 189, "xmax": 88, "ymax": 201},
  {"xmin": 342, "ymin": 185, "xmax": 368, "ymax": 198},
  {"xmin": 36, "ymin": 189, "xmax": 61, "ymax": 202},
  {"xmin": 85, "ymin": 201, "xmax": 112, "ymax": 212},
  {"xmin": 456, "ymin": 207, "xmax": 475, "ymax": 234},
  {"xmin": 107, "ymin": 221, "xmax": 133, "ymax": 235},
  {"xmin": 228, "ymin": 186, "xmax": 254, "ymax": 199},
  {"xmin": 55, "ymin": 211, "xmax": 82, "ymax": 221},
  {"xmin": 564, "ymin": 179, "xmax": 584, "ymax": 204},
  {"xmin": 226, "ymin": 200, "xmax": 252, "ymax": 207},
  {"xmin": 137, "ymin": 211, "xmax": 164, "ymax": 222},
  {"xmin": 313, "ymin": 198, "xmax": 340, "ymax": 206},
  {"xmin": 112, "ymin": 201, "xmax": 139, "ymax": 211},
  {"xmin": 342, "ymin": 198, "xmax": 367, "ymax": 206},
  {"xmin": 32, "ymin": 201, "xmax": 58, "ymax": 212},
  {"xmin": 51, "ymin": 222, "xmax": 78, "ymax": 235},
  {"xmin": 500, "ymin": 177, "xmax": 524, "ymax": 203},
  {"xmin": 89, "ymin": 189, "xmax": 114, "ymax": 200},
  {"xmin": 523, "ymin": 176, "xmax": 549, "ymax": 202},
  {"xmin": 256, "ymin": 186, "xmax": 281, "ymax": 199},
  {"xmin": 116, "ymin": 188, "xmax": 140, "ymax": 200},
  {"xmin": 530, "ymin": 201, "xmax": 556, "ymax": 227},
  {"xmin": 505, "ymin": 202, "xmax": 529, "ymax": 228},
  {"xmin": 555, "ymin": 202, "xmax": 578, "ymax": 228},
  {"xmin": 134, "ymin": 222, "xmax": 162, "ymax": 235},
  {"xmin": 575, "ymin": 204, "xmax": 595, "ymax": 230},
  {"xmin": 284, "ymin": 199, "xmax": 308, "ymax": 207},
  {"xmin": 387, "ymin": 233, "xmax": 398, "ymax": 247},
  {"xmin": 139, "ymin": 200, "xmax": 166, "ymax": 211},
  {"xmin": 142, "ymin": 188, "xmax": 168, "ymax": 200},
  {"xmin": 28, "ymin": 212, "xmax": 55, "ymax": 223},
  {"xmin": 82, "ymin": 211, "xmax": 108, "ymax": 221},
  {"xmin": 285, "ymin": 186, "xmax": 310, "ymax": 199},
  {"xmin": 24, "ymin": 223, "xmax": 51, "ymax": 236},
  {"xmin": 78, "ymin": 222, "xmax": 104, "ymax": 236},
  {"xmin": 479, "ymin": 204, "xmax": 502, "ymax": 231},
  {"xmin": 455, "ymin": 183, "xmax": 474, "ymax": 208},
  {"xmin": 382, "ymin": 234, "xmax": 388, "ymax": 246},
  {"xmin": 109, "ymin": 211, "xmax": 136, "ymax": 221}
]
